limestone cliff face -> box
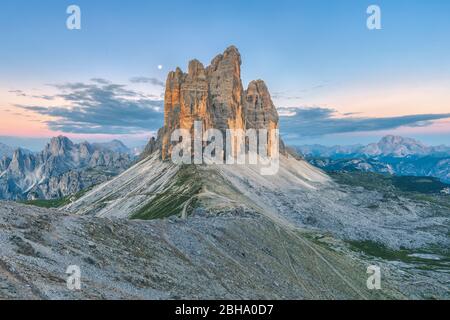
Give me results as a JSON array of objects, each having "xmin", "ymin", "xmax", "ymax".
[
  {"xmin": 244, "ymin": 80, "xmax": 281, "ymax": 156},
  {"xmin": 244, "ymin": 80, "xmax": 279, "ymax": 130},
  {"xmin": 205, "ymin": 46, "xmax": 245, "ymax": 135},
  {"xmin": 153, "ymin": 46, "xmax": 283, "ymax": 160}
]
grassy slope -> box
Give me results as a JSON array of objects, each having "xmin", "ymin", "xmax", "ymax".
[
  {"xmin": 20, "ymin": 187, "xmax": 93, "ymax": 208},
  {"xmin": 131, "ymin": 165, "xmax": 203, "ymax": 220},
  {"xmin": 20, "ymin": 197, "xmax": 71, "ymax": 208}
]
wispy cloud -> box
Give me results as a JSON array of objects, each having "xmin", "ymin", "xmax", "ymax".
[
  {"xmin": 16, "ymin": 80, "xmax": 164, "ymax": 134},
  {"xmin": 129, "ymin": 77, "xmax": 165, "ymax": 87},
  {"xmin": 279, "ymin": 106, "xmax": 450, "ymax": 142},
  {"xmin": 9, "ymin": 89, "xmax": 54, "ymax": 101},
  {"xmin": 8, "ymin": 90, "xmax": 27, "ymax": 97},
  {"xmin": 272, "ymin": 83, "xmax": 328, "ymax": 100},
  {"xmin": 90, "ymin": 78, "xmax": 112, "ymax": 85},
  {"xmin": 272, "ymin": 92, "xmax": 304, "ymax": 100}
]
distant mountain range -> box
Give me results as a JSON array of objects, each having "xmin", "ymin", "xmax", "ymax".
[
  {"xmin": 297, "ymin": 135, "xmax": 450, "ymax": 158},
  {"xmin": 0, "ymin": 142, "xmax": 14, "ymax": 158},
  {"xmin": 0, "ymin": 136, "xmax": 135, "ymax": 200},
  {"xmin": 0, "ymin": 142, "xmax": 32, "ymax": 159},
  {"xmin": 295, "ymin": 135, "xmax": 450, "ymax": 182}
]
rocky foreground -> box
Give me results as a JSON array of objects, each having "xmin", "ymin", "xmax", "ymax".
[{"xmin": 0, "ymin": 199, "xmax": 448, "ymax": 300}]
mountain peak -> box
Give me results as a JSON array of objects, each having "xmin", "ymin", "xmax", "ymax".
[
  {"xmin": 187, "ymin": 59, "xmax": 206, "ymax": 78},
  {"xmin": 50, "ymin": 135, "xmax": 73, "ymax": 146},
  {"xmin": 109, "ymin": 139, "xmax": 127, "ymax": 147},
  {"xmin": 148, "ymin": 46, "xmax": 282, "ymax": 160},
  {"xmin": 210, "ymin": 45, "xmax": 241, "ymax": 67},
  {"xmin": 47, "ymin": 136, "xmax": 74, "ymax": 156},
  {"xmin": 93, "ymin": 140, "xmax": 131, "ymax": 154},
  {"xmin": 367, "ymin": 135, "xmax": 429, "ymax": 157},
  {"xmin": 224, "ymin": 45, "xmax": 240, "ymax": 55},
  {"xmin": 379, "ymin": 135, "xmax": 425, "ymax": 146}
]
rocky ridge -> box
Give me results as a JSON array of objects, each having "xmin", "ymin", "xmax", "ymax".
[
  {"xmin": 296, "ymin": 135, "xmax": 450, "ymax": 159},
  {"xmin": 0, "ymin": 136, "xmax": 133, "ymax": 200},
  {"xmin": 296, "ymin": 135, "xmax": 450, "ymax": 182}
]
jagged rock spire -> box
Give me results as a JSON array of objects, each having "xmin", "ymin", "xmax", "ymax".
[{"xmin": 145, "ymin": 46, "xmax": 283, "ymax": 160}]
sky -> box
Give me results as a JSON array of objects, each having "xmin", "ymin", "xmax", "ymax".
[{"xmin": 0, "ymin": 0, "xmax": 449, "ymax": 150}]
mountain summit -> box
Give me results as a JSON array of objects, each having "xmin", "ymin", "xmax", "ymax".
[
  {"xmin": 68, "ymin": 46, "xmax": 327, "ymax": 218},
  {"xmin": 144, "ymin": 46, "xmax": 283, "ymax": 160},
  {"xmin": 362, "ymin": 135, "xmax": 431, "ymax": 157}
]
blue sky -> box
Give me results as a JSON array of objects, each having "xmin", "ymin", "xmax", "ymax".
[{"xmin": 1, "ymin": 0, "xmax": 449, "ymax": 149}]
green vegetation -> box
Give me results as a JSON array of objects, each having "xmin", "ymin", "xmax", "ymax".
[
  {"xmin": 331, "ymin": 171, "xmax": 449, "ymax": 194},
  {"xmin": 330, "ymin": 172, "xmax": 393, "ymax": 191},
  {"xmin": 330, "ymin": 172, "xmax": 450, "ymax": 209},
  {"xmin": 20, "ymin": 197, "xmax": 72, "ymax": 208},
  {"xmin": 392, "ymin": 176, "xmax": 449, "ymax": 194},
  {"xmin": 348, "ymin": 240, "xmax": 411, "ymax": 261},
  {"xmin": 20, "ymin": 186, "xmax": 94, "ymax": 208},
  {"xmin": 131, "ymin": 165, "xmax": 203, "ymax": 220},
  {"xmin": 348, "ymin": 240, "xmax": 450, "ymax": 269}
]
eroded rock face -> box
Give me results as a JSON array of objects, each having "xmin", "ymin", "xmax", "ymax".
[
  {"xmin": 244, "ymin": 80, "xmax": 278, "ymax": 130},
  {"xmin": 159, "ymin": 46, "xmax": 245, "ymax": 159},
  {"xmin": 153, "ymin": 46, "xmax": 283, "ymax": 160},
  {"xmin": 205, "ymin": 46, "xmax": 245, "ymax": 135},
  {"xmin": 244, "ymin": 80, "xmax": 281, "ymax": 156},
  {"xmin": 0, "ymin": 136, "xmax": 133, "ymax": 200}
]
